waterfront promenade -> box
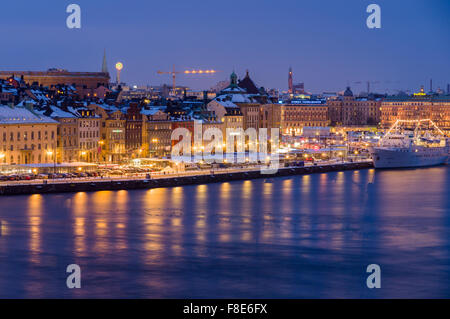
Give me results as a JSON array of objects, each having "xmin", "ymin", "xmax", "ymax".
[{"xmin": 0, "ymin": 160, "xmax": 373, "ymax": 195}]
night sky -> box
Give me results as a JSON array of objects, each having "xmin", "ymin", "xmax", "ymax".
[{"xmin": 0, "ymin": 0, "xmax": 449, "ymax": 94}]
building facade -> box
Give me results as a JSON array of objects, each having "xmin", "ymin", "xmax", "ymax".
[
  {"xmin": 77, "ymin": 109, "xmax": 101, "ymax": 162},
  {"xmin": 0, "ymin": 70, "xmax": 110, "ymax": 90},
  {"xmin": 380, "ymin": 93, "xmax": 450, "ymax": 132},
  {"xmin": 0, "ymin": 105, "xmax": 58, "ymax": 165},
  {"xmin": 328, "ymin": 87, "xmax": 381, "ymax": 126},
  {"xmin": 87, "ymin": 104, "xmax": 126, "ymax": 163},
  {"xmin": 280, "ymin": 100, "xmax": 330, "ymax": 135}
]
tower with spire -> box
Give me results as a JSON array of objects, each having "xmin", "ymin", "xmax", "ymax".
[
  {"xmin": 288, "ymin": 67, "xmax": 293, "ymax": 94},
  {"xmin": 101, "ymin": 49, "xmax": 108, "ymax": 74}
]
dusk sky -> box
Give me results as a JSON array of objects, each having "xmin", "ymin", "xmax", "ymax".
[{"xmin": 0, "ymin": 0, "xmax": 449, "ymax": 94}]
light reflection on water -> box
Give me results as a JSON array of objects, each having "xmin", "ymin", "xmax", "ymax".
[{"xmin": 0, "ymin": 167, "xmax": 449, "ymax": 298}]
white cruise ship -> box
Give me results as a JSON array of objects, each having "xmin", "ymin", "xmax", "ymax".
[{"xmin": 369, "ymin": 120, "xmax": 449, "ymax": 169}]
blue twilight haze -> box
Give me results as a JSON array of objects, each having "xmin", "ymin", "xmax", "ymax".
[{"xmin": 0, "ymin": 0, "xmax": 449, "ymax": 93}]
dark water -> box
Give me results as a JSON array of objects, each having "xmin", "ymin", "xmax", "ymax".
[{"xmin": 0, "ymin": 167, "xmax": 449, "ymax": 298}]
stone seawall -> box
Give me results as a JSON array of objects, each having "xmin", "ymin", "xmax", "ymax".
[{"xmin": 0, "ymin": 162, "xmax": 373, "ymax": 196}]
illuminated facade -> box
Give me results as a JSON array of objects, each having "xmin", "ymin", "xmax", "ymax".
[
  {"xmin": 87, "ymin": 104, "xmax": 126, "ymax": 163},
  {"xmin": 328, "ymin": 87, "xmax": 381, "ymax": 126},
  {"xmin": 380, "ymin": 94, "xmax": 450, "ymax": 132},
  {"xmin": 77, "ymin": 109, "xmax": 101, "ymax": 162},
  {"xmin": 146, "ymin": 110, "xmax": 173, "ymax": 157},
  {"xmin": 57, "ymin": 117, "xmax": 78, "ymax": 163},
  {"xmin": 0, "ymin": 104, "xmax": 58, "ymax": 165},
  {"xmin": 281, "ymin": 101, "xmax": 330, "ymax": 135}
]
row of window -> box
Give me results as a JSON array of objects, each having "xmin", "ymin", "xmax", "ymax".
[
  {"xmin": 1, "ymin": 143, "xmax": 52, "ymax": 151},
  {"xmin": 80, "ymin": 131, "xmax": 99, "ymax": 138},
  {"xmin": 2, "ymin": 131, "xmax": 54, "ymax": 142},
  {"xmin": 1, "ymin": 154, "xmax": 52, "ymax": 165}
]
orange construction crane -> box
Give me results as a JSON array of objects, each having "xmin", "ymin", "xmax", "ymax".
[{"xmin": 157, "ymin": 65, "xmax": 218, "ymax": 89}]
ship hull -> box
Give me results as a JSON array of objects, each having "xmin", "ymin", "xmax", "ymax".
[{"xmin": 370, "ymin": 147, "xmax": 448, "ymax": 169}]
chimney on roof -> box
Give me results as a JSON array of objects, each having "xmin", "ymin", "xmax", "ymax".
[{"xmin": 25, "ymin": 102, "xmax": 34, "ymax": 111}]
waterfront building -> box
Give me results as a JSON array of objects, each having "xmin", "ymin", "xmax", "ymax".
[
  {"xmin": 260, "ymin": 103, "xmax": 282, "ymax": 131},
  {"xmin": 44, "ymin": 106, "xmax": 79, "ymax": 163},
  {"xmin": 280, "ymin": 99, "xmax": 330, "ymax": 135},
  {"xmin": 125, "ymin": 102, "xmax": 148, "ymax": 158},
  {"xmin": 328, "ymin": 87, "xmax": 382, "ymax": 126},
  {"xmin": 75, "ymin": 108, "xmax": 101, "ymax": 162},
  {"xmin": 145, "ymin": 109, "xmax": 173, "ymax": 157},
  {"xmin": 0, "ymin": 103, "xmax": 58, "ymax": 165},
  {"xmin": 87, "ymin": 104, "xmax": 126, "ymax": 163},
  {"xmin": 380, "ymin": 89, "xmax": 450, "ymax": 132}
]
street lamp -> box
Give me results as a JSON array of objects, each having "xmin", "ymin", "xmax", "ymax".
[
  {"xmin": 47, "ymin": 150, "xmax": 56, "ymax": 174},
  {"xmin": 80, "ymin": 151, "xmax": 87, "ymax": 163}
]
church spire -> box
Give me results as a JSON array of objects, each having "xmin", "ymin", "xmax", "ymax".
[{"xmin": 102, "ymin": 49, "xmax": 108, "ymax": 73}]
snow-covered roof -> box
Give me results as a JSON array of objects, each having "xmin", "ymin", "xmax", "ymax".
[
  {"xmin": 95, "ymin": 103, "xmax": 120, "ymax": 113},
  {"xmin": 141, "ymin": 108, "xmax": 164, "ymax": 116},
  {"xmin": 221, "ymin": 86, "xmax": 246, "ymax": 93},
  {"xmin": 214, "ymin": 93, "xmax": 257, "ymax": 105},
  {"xmin": 0, "ymin": 105, "xmax": 58, "ymax": 124},
  {"xmin": 213, "ymin": 99, "xmax": 238, "ymax": 108},
  {"xmin": 30, "ymin": 89, "xmax": 50, "ymax": 101},
  {"xmin": 47, "ymin": 105, "xmax": 76, "ymax": 118}
]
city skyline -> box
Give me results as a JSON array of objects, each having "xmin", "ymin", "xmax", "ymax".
[
  {"xmin": 0, "ymin": 0, "xmax": 449, "ymax": 93},
  {"xmin": 1, "ymin": 0, "xmax": 450, "ymax": 302}
]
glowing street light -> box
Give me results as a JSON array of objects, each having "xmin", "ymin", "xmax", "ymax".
[
  {"xmin": 115, "ymin": 62, "xmax": 123, "ymax": 84},
  {"xmin": 47, "ymin": 150, "xmax": 56, "ymax": 173}
]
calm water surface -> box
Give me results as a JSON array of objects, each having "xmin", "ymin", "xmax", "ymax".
[{"xmin": 0, "ymin": 167, "xmax": 449, "ymax": 298}]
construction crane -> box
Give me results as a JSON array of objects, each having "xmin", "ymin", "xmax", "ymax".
[
  {"xmin": 353, "ymin": 80, "xmax": 400, "ymax": 94},
  {"xmin": 157, "ymin": 65, "xmax": 218, "ymax": 90},
  {"xmin": 353, "ymin": 81, "xmax": 380, "ymax": 94}
]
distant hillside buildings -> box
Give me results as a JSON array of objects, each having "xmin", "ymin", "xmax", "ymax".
[{"xmin": 1, "ymin": 66, "xmax": 450, "ymax": 167}]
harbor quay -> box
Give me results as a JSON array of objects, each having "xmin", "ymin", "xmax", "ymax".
[{"xmin": 0, "ymin": 161, "xmax": 372, "ymax": 195}]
